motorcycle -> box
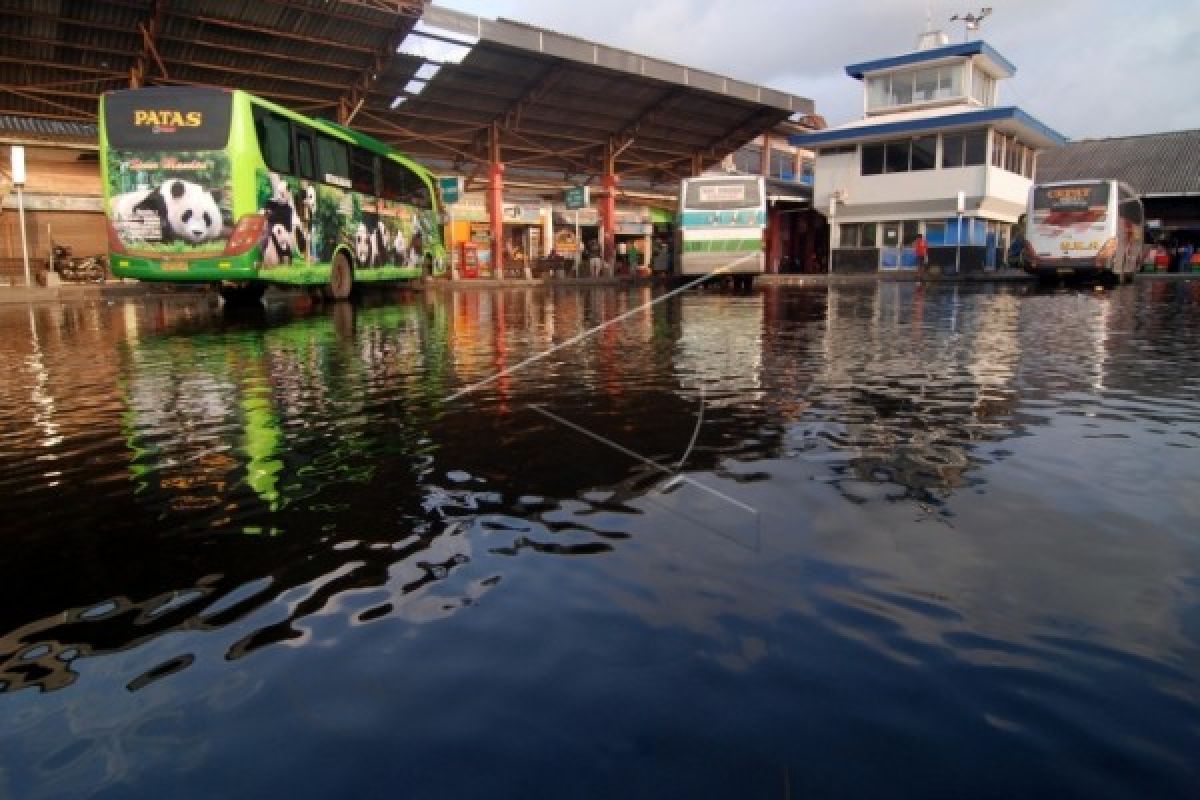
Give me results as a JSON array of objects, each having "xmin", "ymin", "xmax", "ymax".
[{"xmin": 52, "ymin": 244, "xmax": 107, "ymax": 283}]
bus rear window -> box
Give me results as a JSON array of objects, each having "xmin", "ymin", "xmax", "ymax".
[
  {"xmin": 1034, "ymin": 184, "xmax": 1109, "ymax": 211},
  {"xmin": 104, "ymin": 87, "xmax": 232, "ymax": 150},
  {"xmin": 684, "ymin": 179, "xmax": 762, "ymax": 210}
]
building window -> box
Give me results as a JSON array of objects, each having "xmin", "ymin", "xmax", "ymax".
[
  {"xmin": 732, "ymin": 144, "xmax": 762, "ymax": 174},
  {"xmin": 911, "ymin": 135, "xmax": 936, "ymax": 170},
  {"xmin": 867, "ymin": 65, "xmax": 964, "ymax": 111},
  {"xmin": 769, "ymin": 148, "xmax": 796, "ymax": 180},
  {"xmin": 988, "ymin": 133, "xmax": 1031, "ymax": 176},
  {"xmin": 971, "ymin": 66, "xmax": 995, "ymax": 105},
  {"xmin": 840, "ymin": 223, "xmax": 859, "ymax": 247},
  {"xmin": 800, "ymin": 156, "xmax": 815, "ymax": 185},
  {"xmin": 861, "ymin": 143, "xmax": 885, "ymax": 175},
  {"xmin": 1005, "ymin": 139, "xmax": 1022, "ymax": 173},
  {"xmin": 964, "ymin": 130, "xmax": 986, "ymax": 165},
  {"xmin": 840, "ymin": 223, "xmax": 877, "ymax": 247},
  {"xmin": 884, "ymin": 140, "xmax": 910, "ymax": 173},
  {"xmin": 925, "ymin": 220, "xmax": 948, "ymax": 246},
  {"xmin": 943, "ymin": 129, "xmax": 988, "ymax": 168},
  {"xmin": 862, "ymin": 135, "xmax": 940, "ymax": 175}
]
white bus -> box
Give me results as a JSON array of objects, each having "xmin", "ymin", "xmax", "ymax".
[
  {"xmin": 1021, "ymin": 180, "xmax": 1143, "ymax": 283},
  {"xmin": 677, "ymin": 174, "xmax": 766, "ymax": 289}
]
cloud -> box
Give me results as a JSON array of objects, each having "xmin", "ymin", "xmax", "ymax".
[{"xmin": 436, "ymin": 0, "xmax": 1200, "ymax": 140}]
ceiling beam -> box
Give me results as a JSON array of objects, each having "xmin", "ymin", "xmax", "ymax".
[
  {"xmin": 131, "ymin": 0, "xmax": 168, "ymax": 88},
  {"xmin": 337, "ymin": 15, "xmax": 419, "ymax": 124},
  {"xmin": 189, "ymin": 14, "xmax": 377, "ymax": 55},
  {"xmin": 158, "ymin": 33, "xmax": 363, "ymax": 74}
]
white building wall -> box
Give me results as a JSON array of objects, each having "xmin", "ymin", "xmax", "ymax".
[
  {"xmin": 836, "ymin": 168, "xmax": 988, "ymax": 215},
  {"xmin": 816, "ymin": 147, "xmax": 1035, "ymax": 229},
  {"xmin": 983, "ymin": 166, "xmax": 1032, "ymax": 219}
]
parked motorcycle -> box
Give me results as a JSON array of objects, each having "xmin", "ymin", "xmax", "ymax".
[{"xmin": 52, "ymin": 244, "xmax": 107, "ymax": 283}]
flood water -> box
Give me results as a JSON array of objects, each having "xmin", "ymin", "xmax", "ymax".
[{"xmin": 1, "ymin": 281, "xmax": 1199, "ymax": 799}]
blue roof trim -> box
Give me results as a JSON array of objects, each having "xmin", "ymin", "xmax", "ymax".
[
  {"xmin": 844, "ymin": 40, "xmax": 1017, "ymax": 79},
  {"xmin": 789, "ymin": 107, "xmax": 1067, "ymax": 148}
]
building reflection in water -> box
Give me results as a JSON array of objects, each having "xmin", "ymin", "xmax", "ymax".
[
  {"xmin": 0, "ymin": 288, "xmax": 780, "ymax": 695},
  {"xmin": 1, "ymin": 282, "xmax": 1196, "ymax": 713}
]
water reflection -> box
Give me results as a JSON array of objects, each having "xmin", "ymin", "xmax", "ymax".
[{"xmin": 1, "ymin": 283, "xmax": 1198, "ymax": 798}]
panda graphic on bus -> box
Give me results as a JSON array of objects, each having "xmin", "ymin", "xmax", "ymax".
[{"xmin": 106, "ymin": 150, "xmax": 232, "ymax": 253}]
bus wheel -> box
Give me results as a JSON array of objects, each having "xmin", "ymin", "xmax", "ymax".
[
  {"xmin": 328, "ymin": 252, "xmax": 354, "ymax": 301},
  {"xmin": 220, "ymin": 283, "xmax": 265, "ymax": 306}
]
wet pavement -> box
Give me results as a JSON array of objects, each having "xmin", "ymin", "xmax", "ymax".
[{"xmin": 1, "ymin": 281, "xmax": 1198, "ymax": 799}]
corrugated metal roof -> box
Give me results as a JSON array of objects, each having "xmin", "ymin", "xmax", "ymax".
[
  {"xmin": 0, "ymin": 115, "xmax": 97, "ymax": 142},
  {"xmin": 1036, "ymin": 130, "xmax": 1200, "ymax": 196},
  {"xmin": 0, "ymin": 0, "xmax": 813, "ymax": 191}
]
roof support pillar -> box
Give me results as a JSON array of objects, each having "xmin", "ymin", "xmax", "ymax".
[
  {"xmin": 600, "ymin": 140, "xmax": 618, "ymax": 265},
  {"xmin": 803, "ymin": 211, "xmax": 818, "ymax": 273},
  {"xmin": 487, "ymin": 122, "xmax": 506, "ymax": 277},
  {"xmin": 765, "ymin": 204, "xmax": 781, "ymax": 274}
]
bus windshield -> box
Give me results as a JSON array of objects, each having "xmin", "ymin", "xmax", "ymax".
[{"xmin": 683, "ymin": 178, "xmax": 763, "ymax": 210}]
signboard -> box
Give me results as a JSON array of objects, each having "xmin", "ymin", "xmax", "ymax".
[
  {"xmin": 439, "ymin": 176, "xmax": 463, "ymax": 204},
  {"xmin": 564, "ymin": 186, "xmax": 589, "ymax": 210},
  {"xmin": 502, "ymin": 204, "xmax": 543, "ymax": 224},
  {"xmin": 697, "ymin": 184, "xmax": 746, "ymax": 204}
]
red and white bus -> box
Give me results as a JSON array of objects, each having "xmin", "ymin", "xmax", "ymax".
[{"xmin": 1022, "ymin": 180, "xmax": 1143, "ymax": 283}]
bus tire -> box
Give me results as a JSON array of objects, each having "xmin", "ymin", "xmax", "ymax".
[
  {"xmin": 220, "ymin": 283, "xmax": 265, "ymax": 306},
  {"xmin": 328, "ymin": 252, "xmax": 354, "ymax": 301}
]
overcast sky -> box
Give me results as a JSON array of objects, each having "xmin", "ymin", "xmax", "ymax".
[{"xmin": 434, "ymin": 0, "xmax": 1200, "ymax": 141}]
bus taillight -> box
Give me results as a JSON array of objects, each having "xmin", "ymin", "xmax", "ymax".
[
  {"xmin": 106, "ymin": 221, "xmax": 127, "ymax": 254},
  {"xmin": 223, "ymin": 214, "xmax": 266, "ymax": 257}
]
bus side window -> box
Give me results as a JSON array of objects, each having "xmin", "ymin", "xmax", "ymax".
[
  {"xmin": 381, "ymin": 158, "xmax": 426, "ymax": 206},
  {"xmin": 350, "ymin": 147, "xmax": 377, "ymax": 196},
  {"xmin": 316, "ymin": 136, "xmax": 349, "ymax": 187},
  {"xmin": 295, "ymin": 127, "xmax": 316, "ymax": 181},
  {"xmin": 254, "ymin": 108, "xmax": 292, "ymax": 174}
]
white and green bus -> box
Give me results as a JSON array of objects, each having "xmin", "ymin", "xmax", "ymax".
[
  {"xmin": 100, "ymin": 86, "xmax": 447, "ymax": 303},
  {"xmin": 676, "ymin": 174, "xmax": 766, "ymax": 289}
]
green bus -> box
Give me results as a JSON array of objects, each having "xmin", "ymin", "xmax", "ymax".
[{"xmin": 99, "ymin": 86, "xmax": 448, "ymax": 303}]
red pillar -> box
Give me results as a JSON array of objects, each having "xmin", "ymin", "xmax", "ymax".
[
  {"xmin": 803, "ymin": 211, "xmax": 818, "ymax": 272},
  {"xmin": 601, "ymin": 171, "xmax": 617, "ymax": 265},
  {"xmin": 488, "ymin": 123, "xmax": 505, "ymax": 276},
  {"xmin": 766, "ymin": 206, "xmax": 782, "ymax": 274},
  {"xmin": 488, "ymin": 161, "xmax": 505, "ymax": 276}
]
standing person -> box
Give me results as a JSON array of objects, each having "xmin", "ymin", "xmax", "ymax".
[
  {"xmin": 628, "ymin": 240, "xmax": 640, "ymax": 272},
  {"xmin": 913, "ymin": 233, "xmax": 928, "ymax": 274}
]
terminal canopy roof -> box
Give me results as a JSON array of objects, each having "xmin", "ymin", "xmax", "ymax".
[{"xmin": 0, "ymin": 0, "xmax": 813, "ymax": 194}]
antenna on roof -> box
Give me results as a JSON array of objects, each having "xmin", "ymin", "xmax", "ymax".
[
  {"xmin": 950, "ymin": 7, "xmax": 992, "ymax": 42},
  {"xmin": 916, "ymin": 2, "xmax": 950, "ymax": 51}
]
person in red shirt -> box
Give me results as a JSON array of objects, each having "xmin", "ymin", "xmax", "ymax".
[{"xmin": 913, "ymin": 233, "xmax": 929, "ymax": 274}]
